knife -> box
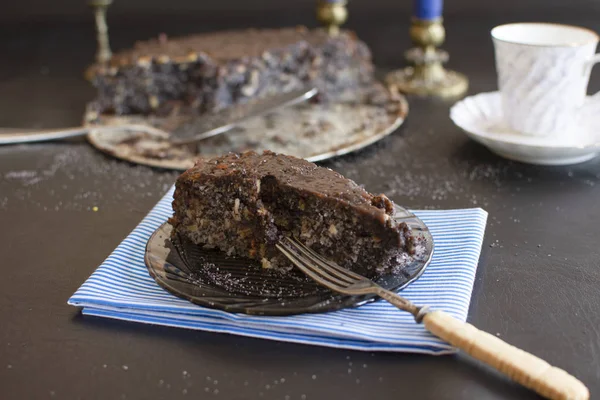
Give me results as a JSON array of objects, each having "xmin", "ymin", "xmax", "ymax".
[
  {"xmin": 0, "ymin": 87, "xmax": 318, "ymax": 146},
  {"xmin": 169, "ymin": 87, "xmax": 318, "ymax": 145}
]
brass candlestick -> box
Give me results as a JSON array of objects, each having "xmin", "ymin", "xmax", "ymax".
[
  {"xmin": 91, "ymin": 0, "xmax": 113, "ymax": 64},
  {"xmin": 85, "ymin": 0, "xmax": 113, "ymax": 81},
  {"xmin": 316, "ymin": 0, "xmax": 348, "ymax": 35},
  {"xmin": 386, "ymin": 18, "xmax": 468, "ymax": 98}
]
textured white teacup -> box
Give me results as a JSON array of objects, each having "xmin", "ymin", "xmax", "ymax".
[{"xmin": 491, "ymin": 23, "xmax": 600, "ymax": 138}]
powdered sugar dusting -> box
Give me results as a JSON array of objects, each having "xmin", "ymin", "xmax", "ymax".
[{"xmin": 0, "ymin": 144, "xmax": 178, "ymax": 211}]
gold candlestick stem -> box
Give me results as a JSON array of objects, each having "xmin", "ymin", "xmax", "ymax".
[
  {"xmin": 91, "ymin": 0, "xmax": 113, "ymax": 64},
  {"xmin": 386, "ymin": 18, "xmax": 468, "ymax": 99},
  {"xmin": 85, "ymin": 0, "xmax": 113, "ymax": 81},
  {"xmin": 316, "ymin": 0, "xmax": 348, "ymax": 35}
]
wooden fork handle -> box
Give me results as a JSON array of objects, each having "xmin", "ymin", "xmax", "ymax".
[{"xmin": 423, "ymin": 311, "xmax": 589, "ymax": 400}]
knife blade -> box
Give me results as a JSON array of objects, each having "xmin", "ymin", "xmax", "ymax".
[
  {"xmin": 0, "ymin": 87, "xmax": 318, "ymax": 146},
  {"xmin": 168, "ymin": 87, "xmax": 318, "ymax": 145}
]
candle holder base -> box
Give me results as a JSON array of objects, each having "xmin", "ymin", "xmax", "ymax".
[
  {"xmin": 386, "ymin": 67, "xmax": 468, "ymax": 99},
  {"xmin": 387, "ymin": 17, "xmax": 468, "ymax": 99}
]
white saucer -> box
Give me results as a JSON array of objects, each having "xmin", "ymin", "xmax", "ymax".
[{"xmin": 450, "ymin": 91, "xmax": 600, "ymax": 165}]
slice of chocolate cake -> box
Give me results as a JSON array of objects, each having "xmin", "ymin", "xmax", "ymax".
[
  {"xmin": 170, "ymin": 151, "xmax": 415, "ymax": 277},
  {"xmin": 91, "ymin": 27, "xmax": 374, "ymax": 116}
]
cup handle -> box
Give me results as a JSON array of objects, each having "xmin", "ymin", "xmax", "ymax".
[{"xmin": 585, "ymin": 54, "xmax": 600, "ymax": 105}]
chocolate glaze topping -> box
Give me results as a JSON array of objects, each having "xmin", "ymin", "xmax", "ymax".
[
  {"xmin": 181, "ymin": 150, "xmax": 395, "ymax": 221},
  {"xmin": 111, "ymin": 27, "xmax": 331, "ymax": 65}
]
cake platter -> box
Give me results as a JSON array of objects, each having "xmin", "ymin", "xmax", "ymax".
[
  {"xmin": 85, "ymin": 87, "xmax": 408, "ymax": 170},
  {"xmin": 144, "ymin": 206, "xmax": 433, "ymax": 316}
]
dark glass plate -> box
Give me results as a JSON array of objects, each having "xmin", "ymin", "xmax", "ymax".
[{"xmin": 144, "ymin": 207, "xmax": 434, "ymax": 316}]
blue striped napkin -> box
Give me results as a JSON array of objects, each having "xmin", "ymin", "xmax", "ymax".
[{"xmin": 69, "ymin": 187, "xmax": 487, "ymax": 354}]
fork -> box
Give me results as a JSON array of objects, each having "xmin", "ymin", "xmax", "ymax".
[{"xmin": 276, "ymin": 237, "xmax": 589, "ymax": 400}]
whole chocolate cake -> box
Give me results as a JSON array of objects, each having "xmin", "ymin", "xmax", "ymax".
[
  {"xmin": 92, "ymin": 27, "xmax": 374, "ymax": 116},
  {"xmin": 170, "ymin": 151, "xmax": 415, "ymax": 277}
]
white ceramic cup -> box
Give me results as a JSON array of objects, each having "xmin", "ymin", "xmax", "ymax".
[{"xmin": 491, "ymin": 23, "xmax": 600, "ymax": 138}]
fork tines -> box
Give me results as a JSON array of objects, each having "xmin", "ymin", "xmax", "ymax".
[{"xmin": 276, "ymin": 237, "xmax": 368, "ymax": 293}]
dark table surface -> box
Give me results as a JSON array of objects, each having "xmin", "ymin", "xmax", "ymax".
[{"xmin": 1, "ymin": 7, "xmax": 600, "ymax": 400}]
